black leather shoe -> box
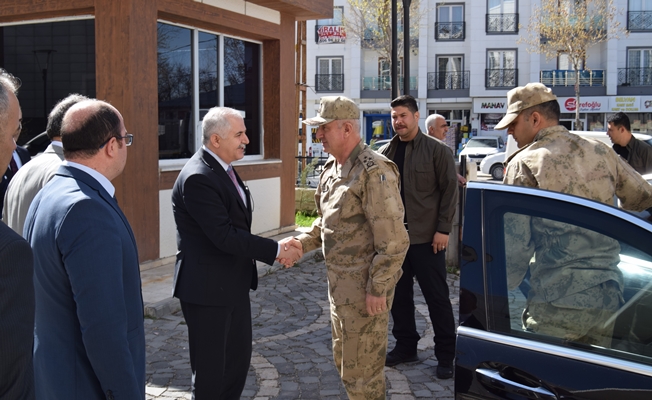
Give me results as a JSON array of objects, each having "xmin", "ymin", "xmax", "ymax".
[
  {"xmin": 385, "ymin": 349, "xmax": 419, "ymax": 367},
  {"xmin": 436, "ymin": 364, "xmax": 454, "ymax": 379}
]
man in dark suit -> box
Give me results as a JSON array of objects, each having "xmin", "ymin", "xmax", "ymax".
[
  {"xmin": 0, "ymin": 68, "xmax": 35, "ymax": 399},
  {"xmin": 25, "ymin": 99, "xmax": 145, "ymax": 399},
  {"xmin": 172, "ymin": 106, "xmax": 302, "ymax": 399}
]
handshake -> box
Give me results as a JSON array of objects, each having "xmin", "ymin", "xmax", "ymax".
[{"xmin": 276, "ymin": 237, "xmax": 303, "ymax": 268}]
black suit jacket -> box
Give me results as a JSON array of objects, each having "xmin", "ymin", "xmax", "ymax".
[
  {"xmin": 0, "ymin": 221, "xmax": 35, "ymax": 399},
  {"xmin": 0, "ymin": 146, "xmax": 31, "ymax": 214},
  {"xmin": 171, "ymin": 148, "xmax": 277, "ymax": 306}
]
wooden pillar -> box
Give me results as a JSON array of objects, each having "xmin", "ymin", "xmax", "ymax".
[{"xmin": 94, "ymin": 0, "xmax": 160, "ymax": 262}]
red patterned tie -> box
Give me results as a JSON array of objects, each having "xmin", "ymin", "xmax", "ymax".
[
  {"xmin": 9, "ymin": 157, "xmax": 18, "ymax": 174},
  {"xmin": 227, "ymin": 166, "xmax": 245, "ymax": 203}
]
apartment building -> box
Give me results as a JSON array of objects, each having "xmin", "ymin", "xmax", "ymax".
[{"xmin": 305, "ymin": 0, "xmax": 652, "ymax": 155}]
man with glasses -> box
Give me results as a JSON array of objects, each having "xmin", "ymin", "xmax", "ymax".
[{"xmin": 25, "ymin": 99, "xmax": 145, "ymax": 400}]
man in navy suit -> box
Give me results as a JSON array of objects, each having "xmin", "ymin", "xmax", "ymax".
[
  {"xmin": 172, "ymin": 107, "xmax": 302, "ymax": 399},
  {"xmin": 25, "ymin": 99, "xmax": 144, "ymax": 399},
  {"xmin": 0, "ymin": 68, "xmax": 35, "ymax": 399}
]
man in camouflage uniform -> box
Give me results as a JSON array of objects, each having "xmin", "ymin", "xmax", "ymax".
[
  {"xmin": 496, "ymin": 82, "xmax": 652, "ymax": 346},
  {"xmin": 296, "ymin": 96, "xmax": 409, "ymax": 400}
]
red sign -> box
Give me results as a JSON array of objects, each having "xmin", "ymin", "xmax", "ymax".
[
  {"xmin": 317, "ymin": 26, "xmax": 346, "ymax": 44},
  {"xmin": 565, "ymin": 98, "xmax": 576, "ymax": 111}
]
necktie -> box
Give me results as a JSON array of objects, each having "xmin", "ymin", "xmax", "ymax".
[
  {"xmin": 227, "ymin": 166, "xmax": 246, "ymax": 204},
  {"xmin": 9, "ymin": 157, "xmax": 18, "ymax": 174}
]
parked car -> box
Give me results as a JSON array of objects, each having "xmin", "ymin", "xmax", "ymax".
[
  {"xmin": 369, "ymin": 138, "xmax": 391, "ymax": 151},
  {"xmin": 456, "ymin": 181, "xmax": 652, "ymax": 398},
  {"xmin": 459, "ymin": 135, "xmax": 505, "ymax": 167}
]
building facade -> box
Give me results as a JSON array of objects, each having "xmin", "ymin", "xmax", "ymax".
[
  {"xmin": 0, "ymin": 0, "xmax": 331, "ymax": 263},
  {"xmin": 306, "ymin": 0, "xmax": 652, "ymax": 155}
]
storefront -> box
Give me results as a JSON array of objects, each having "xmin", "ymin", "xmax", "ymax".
[
  {"xmin": 473, "ymin": 95, "xmax": 652, "ymax": 135},
  {"xmin": 0, "ymin": 0, "xmax": 332, "ymax": 263}
]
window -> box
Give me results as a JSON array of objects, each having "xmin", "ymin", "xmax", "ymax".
[
  {"xmin": 157, "ymin": 22, "xmax": 262, "ymax": 160},
  {"xmin": 315, "ymin": 57, "xmax": 343, "ymax": 92},
  {"xmin": 436, "ymin": 56, "xmax": 464, "ymax": 89},
  {"xmin": 626, "ymin": 48, "xmax": 652, "ymax": 86},
  {"xmin": 486, "ymin": 49, "xmax": 517, "ymax": 88},
  {"xmin": 376, "ymin": 57, "xmax": 403, "ymax": 91},
  {"xmin": 0, "ymin": 20, "xmax": 96, "ymax": 144},
  {"xmin": 317, "ymin": 6, "xmax": 343, "ymax": 26},
  {"xmin": 486, "ymin": 0, "xmax": 518, "ymax": 33},
  {"xmin": 436, "ymin": 4, "xmax": 465, "ymax": 40},
  {"xmin": 557, "ymin": 53, "xmax": 584, "ymax": 70}
]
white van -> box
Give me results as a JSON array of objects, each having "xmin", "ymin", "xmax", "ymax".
[
  {"xmin": 479, "ymin": 131, "xmax": 652, "ymax": 180},
  {"xmin": 458, "ymin": 135, "xmax": 505, "ymax": 166}
]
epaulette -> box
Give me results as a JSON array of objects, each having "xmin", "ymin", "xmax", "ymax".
[
  {"xmin": 358, "ymin": 148, "xmax": 379, "ymax": 172},
  {"xmin": 505, "ymin": 142, "xmax": 534, "ymax": 164}
]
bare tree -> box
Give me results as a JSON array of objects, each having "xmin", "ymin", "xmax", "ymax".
[
  {"xmin": 344, "ymin": 0, "xmax": 423, "ymax": 90},
  {"xmin": 519, "ymin": 0, "xmax": 625, "ymax": 129}
]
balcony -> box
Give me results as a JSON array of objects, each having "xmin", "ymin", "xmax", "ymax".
[
  {"xmin": 628, "ymin": 11, "xmax": 652, "ymax": 32},
  {"xmin": 361, "ymin": 76, "xmax": 417, "ymax": 91},
  {"xmin": 486, "ymin": 13, "xmax": 519, "ymax": 34},
  {"xmin": 315, "ymin": 74, "xmax": 344, "ymax": 92},
  {"xmin": 485, "ymin": 69, "xmax": 517, "ymax": 89},
  {"xmin": 540, "ymin": 70, "xmax": 605, "ymax": 87},
  {"xmin": 618, "ymin": 68, "xmax": 652, "ymax": 86},
  {"xmin": 315, "ymin": 24, "xmax": 347, "ymax": 44},
  {"xmin": 435, "ymin": 22, "xmax": 465, "ymax": 41},
  {"xmin": 427, "ymin": 71, "xmax": 469, "ymax": 90}
]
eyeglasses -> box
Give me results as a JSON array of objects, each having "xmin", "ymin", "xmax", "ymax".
[{"xmin": 99, "ymin": 133, "xmax": 133, "ymax": 149}]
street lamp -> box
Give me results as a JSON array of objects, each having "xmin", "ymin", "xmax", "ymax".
[
  {"xmin": 33, "ymin": 49, "xmax": 56, "ymax": 118},
  {"xmin": 391, "ymin": 0, "xmax": 411, "ymax": 99}
]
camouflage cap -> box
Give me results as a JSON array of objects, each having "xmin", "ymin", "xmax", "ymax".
[
  {"xmin": 494, "ymin": 83, "xmax": 558, "ymax": 130},
  {"xmin": 303, "ymin": 96, "xmax": 359, "ymax": 126}
]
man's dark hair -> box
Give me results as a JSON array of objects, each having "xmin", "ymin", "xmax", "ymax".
[
  {"xmin": 607, "ymin": 112, "xmax": 631, "ymax": 132},
  {"xmin": 62, "ymin": 102, "xmax": 122, "ymax": 159},
  {"xmin": 390, "ymin": 95, "xmax": 418, "ymax": 114},
  {"xmin": 526, "ymin": 100, "xmax": 560, "ymax": 123},
  {"xmin": 47, "ymin": 94, "xmax": 89, "ymax": 140}
]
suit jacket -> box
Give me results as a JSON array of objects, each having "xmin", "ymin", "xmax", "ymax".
[
  {"xmin": 3, "ymin": 143, "xmax": 64, "ymax": 236},
  {"xmin": 0, "ymin": 146, "xmax": 31, "ymax": 214},
  {"xmin": 172, "ymin": 148, "xmax": 277, "ymax": 306},
  {"xmin": 0, "ymin": 221, "xmax": 35, "ymax": 399},
  {"xmin": 24, "ymin": 165, "xmax": 145, "ymax": 400}
]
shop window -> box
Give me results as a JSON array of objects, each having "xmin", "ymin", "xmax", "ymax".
[
  {"xmin": 157, "ymin": 22, "xmax": 262, "ymax": 160},
  {"xmin": 0, "ymin": 19, "xmax": 96, "ymax": 144}
]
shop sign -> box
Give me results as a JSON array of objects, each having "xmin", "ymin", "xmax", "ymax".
[
  {"xmin": 609, "ymin": 96, "xmax": 641, "ymax": 112},
  {"xmin": 558, "ymin": 97, "xmax": 609, "ymax": 112},
  {"xmin": 641, "ymin": 97, "xmax": 652, "ymax": 111},
  {"xmin": 317, "ymin": 26, "xmax": 346, "ymax": 44},
  {"xmin": 473, "ymin": 98, "xmax": 507, "ymax": 113}
]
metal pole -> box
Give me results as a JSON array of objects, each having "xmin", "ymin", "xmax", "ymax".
[
  {"xmin": 402, "ymin": 0, "xmax": 411, "ymax": 96},
  {"xmin": 391, "ymin": 0, "xmax": 398, "ymax": 100}
]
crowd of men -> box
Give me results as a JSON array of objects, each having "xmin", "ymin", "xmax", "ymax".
[{"xmin": 2, "ymin": 62, "xmax": 652, "ymax": 400}]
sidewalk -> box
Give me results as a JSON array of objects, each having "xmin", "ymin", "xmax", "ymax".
[{"xmin": 140, "ymin": 227, "xmax": 314, "ymax": 318}]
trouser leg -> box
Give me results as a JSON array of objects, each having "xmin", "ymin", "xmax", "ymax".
[
  {"xmin": 411, "ymin": 243, "xmax": 456, "ymax": 364},
  {"xmin": 390, "ymin": 252, "xmax": 419, "ymax": 353}
]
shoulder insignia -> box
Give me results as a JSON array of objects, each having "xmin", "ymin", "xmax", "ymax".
[{"xmin": 359, "ymin": 152, "xmax": 378, "ymax": 171}]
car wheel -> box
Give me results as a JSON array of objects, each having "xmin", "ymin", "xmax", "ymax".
[{"xmin": 490, "ymin": 164, "xmax": 504, "ymax": 180}]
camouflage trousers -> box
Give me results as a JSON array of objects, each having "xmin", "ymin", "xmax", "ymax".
[
  {"xmin": 330, "ymin": 300, "xmax": 392, "ymax": 400},
  {"xmin": 524, "ymin": 280, "xmax": 623, "ymax": 347}
]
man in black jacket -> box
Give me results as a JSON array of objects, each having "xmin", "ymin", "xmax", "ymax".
[{"xmin": 607, "ymin": 112, "xmax": 652, "ymax": 175}]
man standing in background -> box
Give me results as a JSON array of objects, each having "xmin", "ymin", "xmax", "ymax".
[
  {"xmin": 425, "ymin": 113, "xmax": 466, "ymax": 186},
  {"xmin": 607, "ymin": 111, "xmax": 652, "ymax": 175},
  {"xmin": 380, "ymin": 95, "xmax": 458, "ymax": 380}
]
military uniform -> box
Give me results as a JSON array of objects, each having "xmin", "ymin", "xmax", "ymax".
[
  {"xmin": 298, "ymin": 142, "xmax": 409, "ymax": 400},
  {"xmin": 504, "ymin": 125, "xmax": 652, "ymax": 345}
]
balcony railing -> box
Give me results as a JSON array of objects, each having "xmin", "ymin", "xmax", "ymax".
[
  {"xmin": 315, "ymin": 24, "xmax": 347, "ymax": 44},
  {"xmin": 435, "ymin": 22, "xmax": 465, "ymax": 40},
  {"xmin": 361, "ymin": 76, "xmax": 417, "ymax": 91},
  {"xmin": 485, "ymin": 69, "xmax": 517, "ymax": 88},
  {"xmin": 540, "ymin": 70, "xmax": 605, "ymax": 87},
  {"xmin": 315, "ymin": 74, "xmax": 344, "ymax": 92},
  {"xmin": 427, "ymin": 71, "xmax": 470, "ymax": 90},
  {"xmin": 486, "ymin": 13, "xmax": 519, "ymax": 33},
  {"xmin": 628, "ymin": 11, "xmax": 652, "ymax": 31},
  {"xmin": 618, "ymin": 68, "xmax": 652, "ymax": 86}
]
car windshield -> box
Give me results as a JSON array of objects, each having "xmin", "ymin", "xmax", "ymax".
[{"xmin": 466, "ymin": 138, "xmax": 497, "ymax": 148}]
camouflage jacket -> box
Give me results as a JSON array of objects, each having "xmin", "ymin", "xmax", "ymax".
[
  {"xmin": 504, "ymin": 125, "xmax": 652, "ymax": 304},
  {"xmin": 297, "ymin": 142, "xmax": 409, "ymax": 305}
]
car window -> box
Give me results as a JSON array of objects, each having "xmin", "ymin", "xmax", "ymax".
[
  {"xmin": 466, "ymin": 138, "xmax": 497, "ymax": 148},
  {"xmin": 480, "ymin": 188, "xmax": 652, "ymax": 367}
]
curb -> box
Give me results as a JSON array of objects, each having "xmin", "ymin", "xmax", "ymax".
[{"xmin": 143, "ymin": 248, "xmax": 322, "ymax": 319}]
